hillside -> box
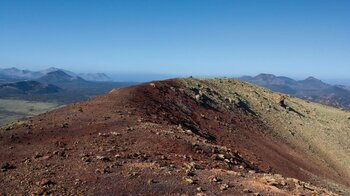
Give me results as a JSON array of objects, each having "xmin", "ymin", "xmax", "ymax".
[{"xmin": 0, "ymin": 78, "xmax": 349, "ymax": 195}]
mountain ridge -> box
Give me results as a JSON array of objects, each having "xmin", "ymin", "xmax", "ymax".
[
  {"xmin": 0, "ymin": 67, "xmax": 112, "ymax": 82},
  {"xmin": 240, "ymin": 74, "xmax": 350, "ymax": 110}
]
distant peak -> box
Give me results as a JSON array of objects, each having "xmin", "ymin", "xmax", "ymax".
[
  {"xmin": 305, "ymin": 76, "xmax": 319, "ymax": 81},
  {"xmin": 254, "ymin": 73, "xmax": 277, "ymax": 80},
  {"xmin": 256, "ymin": 73, "xmax": 277, "ymax": 77},
  {"xmin": 300, "ymin": 76, "xmax": 327, "ymax": 87},
  {"xmin": 44, "ymin": 67, "xmax": 59, "ymax": 72},
  {"xmin": 47, "ymin": 70, "xmax": 69, "ymax": 75},
  {"xmin": 302, "ymin": 76, "xmax": 324, "ymax": 83}
]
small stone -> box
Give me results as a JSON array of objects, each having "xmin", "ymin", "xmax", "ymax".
[
  {"xmin": 209, "ymin": 176, "xmax": 221, "ymax": 183},
  {"xmin": 303, "ymin": 183, "xmax": 315, "ymax": 191},
  {"xmin": 80, "ymin": 153, "xmax": 89, "ymax": 158},
  {"xmin": 127, "ymin": 126, "xmax": 135, "ymax": 131},
  {"xmin": 98, "ymin": 133, "xmax": 109, "ymax": 137},
  {"xmin": 185, "ymin": 129, "xmax": 192, "ymax": 134},
  {"xmin": 32, "ymin": 187, "xmax": 47, "ymax": 195},
  {"xmin": 96, "ymin": 156, "xmax": 110, "ymax": 162},
  {"xmin": 243, "ymin": 189, "xmax": 252, "ymax": 193},
  {"xmin": 38, "ymin": 179, "xmax": 55, "ymax": 186},
  {"xmin": 42, "ymin": 155, "xmax": 51, "ymax": 160},
  {"xmin": 220, "ymin": 184, "xmax": 229, "ymax": 191},
  {"xmin": 96, "ymin": 168, "xmax": 111, "ymax": 174},
  {"xmin": 280, "ymin": 180, "xmax": 287, "ymax": 186},
  {"xmin": 224, "ymin": 159, "xmax": 231, "ymax": 163},
  {"xmin": 57, "ymin": 151, "xmax": 67, "ymax": 158},
  {"xmin": 110, "ymin": 132, "xmax": 121, "ymax": 136},
  {"xmin": 33, "ymin": 152, "xmax": 42, "ymax": 159},
  {"xmin": 81, "ymin": 157, "xmax": 91, "ymax": 162},
  {"xmin": 148, "ymin": 179, "xmax": 158, "ymax": 184},
  {"xmin": 61, "ymin": 123, "xmax": 68, "ymax": 128},
  {"xmin": 185, "ymin": 177, "xmax": 196, "ymax": 184},
  {"xmin": 75, "ymin": 179, "xmax": 81, "ymax": 185}
]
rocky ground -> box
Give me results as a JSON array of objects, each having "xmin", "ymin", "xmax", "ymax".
[{"xmin": 0, "ymin": 78, "xmax": 349, "ymax": 195}]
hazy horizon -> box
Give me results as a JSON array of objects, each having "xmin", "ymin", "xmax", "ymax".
[{"xmin": 2, "ymin": 65, "xmax": 350, "ymax": 85}]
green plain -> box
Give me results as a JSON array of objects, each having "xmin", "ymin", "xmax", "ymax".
[{"xmin": 0, "ymin": 99, "xmax": 61, "ymax": 125}]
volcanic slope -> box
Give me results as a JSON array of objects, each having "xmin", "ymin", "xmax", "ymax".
[{"xmin": 1, "ymin": 78, "xmax": 349, "ymax": 195}]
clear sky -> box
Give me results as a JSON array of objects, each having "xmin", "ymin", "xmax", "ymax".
[{"xmin": 0, "ymin": 0, "xmax": 349, "ymax": 80}]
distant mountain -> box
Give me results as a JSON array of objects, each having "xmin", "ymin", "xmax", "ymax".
[
  {"xmin": 36, "ymin": 70, "xmax": 86, "ymax": 86},
  {"xmin": 78, "ymin": 73, "xmax": 112, "ymax": 82},
  {"xmin": 0, "ymin": 67, "xmax": 41, "ymax": 80},
  {"xmin": 299, "ymin": 76, "xmax": 330, "ymax": 89},
  {"xmin": 40, "ymin": 67, "xmax": 77, "ymax": 77},
  {"xmin": 250, "ymin": 74, "xmax": 298, "ymax": 86},
  {"xmin": 240, "ymin": 74, "xmax": 350, "ymax": 110},
  {"xmin": 0, "ymin": 81, "xmax": 61, "ymax": 95},
  {"xmin": 0, "ymin": 67, "xmax": 113, "ymax": 82}
]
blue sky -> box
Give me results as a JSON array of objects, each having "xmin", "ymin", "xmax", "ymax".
[{"xmin": 0, "ymin": 0, "xmax": 349, "ymax": 80}]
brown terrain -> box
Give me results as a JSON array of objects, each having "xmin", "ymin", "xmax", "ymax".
[{"xmin": 1, "ymin": 78, "xmax": 350, "ymax": 195}]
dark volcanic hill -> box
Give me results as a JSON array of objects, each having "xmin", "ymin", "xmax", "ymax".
[
  {"xmin": 0, "ymin": 69, "xmax": 134, "ymax": 105},
  {"xmin": 0, "ymin": 78, "xmax": 349, "ymax": 195},
  {"xmin": 240, "ymin": 74, "xmax": 350, "ymax": 110},
  {"xmin": 0, "ymin": 81, "xmax": 61, "ymax": 95},
  {"xmin": 36, "ymin": 70, "xmax": 86, "ymax": 86}
]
